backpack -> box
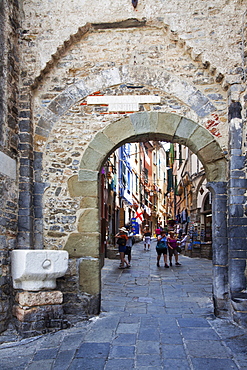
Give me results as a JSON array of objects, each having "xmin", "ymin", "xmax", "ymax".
[
  {"xmin": 156, "ymin": 236, "xmax": 167, "ymax": 249},
  {"xmin": 117, "ymin": 238, "xmax": 126, "ymax": 246}
]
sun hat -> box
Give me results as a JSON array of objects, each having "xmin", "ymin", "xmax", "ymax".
[{"xmin": 119, "ymin": 227, "xmax": 127, "ymax": 232}]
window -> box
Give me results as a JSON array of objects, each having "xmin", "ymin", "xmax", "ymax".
[{"xmin": 144, "ymin": 168, "xmax": 148, "ymax": 183}]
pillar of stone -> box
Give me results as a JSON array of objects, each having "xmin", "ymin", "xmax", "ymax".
[
  {"xmin": 228, "ymin": 96, "xmax": 247, "ymax": 292},
  {"xmin": 207, "ymin": 181, "xmax": 229, "ymax": 317},
  {"xmin": 228, "ymin": 89, "xmax": 247, "ymax": 327}
]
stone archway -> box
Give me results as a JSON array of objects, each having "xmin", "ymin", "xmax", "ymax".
[
  {"xmin": 29, "ymin": 50, "xmax": 232, "ymax": 320},
  {"xmin": 68, "ymin": 111, "xmax": 228, "ymax": 317}
]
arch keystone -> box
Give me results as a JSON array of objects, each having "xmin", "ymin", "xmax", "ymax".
[
  {"xmin": 156, "ymin": 113, "xmax": 181, "ymax": 141},
  {"xmin": 130, "ymin": 111, "xmax": 158, "ymax": 135}
]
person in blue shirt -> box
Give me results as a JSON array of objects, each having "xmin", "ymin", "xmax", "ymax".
[{"xmin": 156, "ymin": 231, "xmax": 171, "ymax": 268}]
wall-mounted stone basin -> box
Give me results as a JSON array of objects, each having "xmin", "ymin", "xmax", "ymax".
[{"xmin": 11, "ymin": 250, "xmax": 69, "ymax": 291}]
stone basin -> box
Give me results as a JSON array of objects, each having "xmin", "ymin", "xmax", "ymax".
[{"xmin": 11, "ymin": 250, "xmax": 69, "ymax": 291}]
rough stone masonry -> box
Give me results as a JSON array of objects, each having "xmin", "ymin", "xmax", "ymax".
[{"xmin": 0, "ymin": 0, "xmax": 246, "ymax": 337}]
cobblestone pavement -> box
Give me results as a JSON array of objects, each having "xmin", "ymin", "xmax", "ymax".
[{"xmin": 0, "ymin": 239, "xmax": 247, "ymax": 369}]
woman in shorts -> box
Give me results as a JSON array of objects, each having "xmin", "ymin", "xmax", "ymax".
[
  {"xmin": 115, "ymin": 227, "xmax": 130, "ymax": 269},
  {"xmin": 168, "ymin": 231, "xmax": 181, "ymax": 266}
]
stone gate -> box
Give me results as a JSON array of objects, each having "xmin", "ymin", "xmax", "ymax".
[{"xmin": 0, "ymin": 0, "xmax": 247, "ymax": 336}]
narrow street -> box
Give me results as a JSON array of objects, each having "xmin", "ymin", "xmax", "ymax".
[{"xmin": 0, "ymin": 239, "xmax": 247, "ymax": 369}]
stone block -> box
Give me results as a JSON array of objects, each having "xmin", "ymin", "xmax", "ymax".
[
  {"xmin": 16, "ymin": 291, "xmax": 63, "ymax": 307},
  {"xmin": 79, "ymin": 146, "xmax": 105, "ymax": 171},
  {"xmin": 188, "ymin": 90, "xmax": 216, "ymax": 117},
  {"xmin": 80, "ymin": 196, "xmax": 98, "ymax": 209},
  {"xmin": 229, "ymin": 177, "xmax": 247, "ymax": 188},
  {"xmin": 37, "ymin": 116, "xmax": 53, "ymax": 131},
  {"xmin": 101, "ymin": 67, "xmax": 122, "ymax": 87},
  {"xmin": 232, "ymin": 311, "xmax": 247, "ymax": 328},
  {"xmin": 229, "ymin": 195, "xmax": 246, "ymax": 205},
  {"xmin": 174, "ymin": 117, "xmax": 197, "ymax": 145},
  {"xmin": 230, "ymin": 118, "xmax": 243, "ymax": 149},
  {"xmin": 230, "ymin": 250, "xmax": 247, "ymax": 259},
  {"xmin": 213, "ymin": 296, "xmax": 230, "ymax": 318},
  {"xmin": 89, "ymin": 132, "xmax": 115, "ymax": 155},
  {"xmin": 103, "ymin": 116, "xmax": 135, "ymax": 145},
  {"xmin": 229, "ymin": 259, "xmax": 246, "ymax": 292},
  {"xmin": 228, "ymin": 237, "xmax": 246, "ymax": 251},
  {"xmin": 197, "ymin": 141, "xmax": 225, "ymax": 164},
  {"xmin": 214, "ymin": 213, "xmax": 227, "ymax": 237},
  {"xmin": 229, "ymin": 187, "xmax": 246, "ymax": 196},
  {"xmin": 230, "ymin": 155, "xmax": 246, "ymax": 171},
  {"xmin": 214, "ymin": 195, "xmax": 227, "ymax": 212},
  {"xmin": 74, "ymin": 80, "xmax": 90, "ymax": 98},
  {"xmin": 130, "ymin": 111, "xmax": 158, "ymax": 135},
  {"xmin": 65, "ymin": 84, "xmax": 86, "ymax": 101},
  {"xmin": 79, "ymin": 258, "xmax": 100, "ymax": 295},
  {"xmin": 231, "ymin": 292, "xmax": 247, "ymax": 312},
  {"xmin": 77, "ymin": 169, "xmax": 98, "ymax": 182},
  {"xmin": 228, "ymin": 226, "xmax": 247, "ymax": 238},
  {"xmin": 212, "ymin": 265, "xmax": 228, "ymax": 299},
  {"xmin": 78, "ymin": 209, "xmax": 99, "ymax": 233},
  {"xmin": 48, "ymin": 92, "xmax": 74, "ymax": 116},
  {"xmin": 156, "ymin": 112, "xmax": 181, "ymax": 141},
  {"xmin": 229, "ymin": 204, "xmax": 244, "ymax": 218},
  {"xmin": 212, "ymin": 239, "xmax": 228, "ymax": 265},
  {"xmin": 64, "ymin": 232, "xmax": 100, "ymax": 258},
  {"xmin": 83, "ymin": 74, "xmax": 105, "ymax": 96},
  {"xmin": 13, "ymin": 304, "xmax": 63, "ymax": 322},
  {"xmin": 68, "ymin": 175, "xmax": 98, "ymax": 197},
  {"xmin": 204, "ymin": 159, "xmax": 227, "ymax": 182},
  {"xmin": 228, "ymin": 217, "xmax": 247, "ymax": 226},
  {"xmin": 187, "ymin": 125, "xmax": 214, "ymax": 153}
]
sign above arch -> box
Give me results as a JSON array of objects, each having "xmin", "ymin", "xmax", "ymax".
[{"xmin": 35, "ymin": 65, "xmax": 220, "ymax": 147}]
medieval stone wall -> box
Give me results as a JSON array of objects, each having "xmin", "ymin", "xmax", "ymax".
[
  {"xmin": 0, "ymin": 0, "xmax": 246, "ymax": 334},
  {"xmin": 16, "ymin": 0, "xmax": 246, "ymax": 326},
  {"xmin": 0, "ymin": 0, "xmax": 20, "ymax": 332},
  {"xmin": 19, "ymin": 0, "xmax": 245, "ymax": 80}
]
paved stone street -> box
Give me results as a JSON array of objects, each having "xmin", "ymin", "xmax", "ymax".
[{"xmin": 0, "ymin": 239, "xmax": 247, "ymax": 369}]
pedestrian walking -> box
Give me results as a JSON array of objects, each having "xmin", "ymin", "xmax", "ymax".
[
  {"xmin": 115, "ymin": 227, "xmax": 130, "ymax": 269},
  {"xmin": 180, "ymin": 232, "xmax": 188, "ymax": 250},
  {"xmin": 143, "ymin": 228, "xmax": 151, "ymax": 250},
  {"xmin": 125, "ymin": 226, "xmax": 134, "ymax": 266},
  {"xmin": 168, "ymin": 231, "xmax": 181, "ymax": 266},
  {"xmin": 156, "ymin": 231, "xmax": 170, "ymax": 268},
  {"xmin": 155, "ymin": 226, "xmax": 161, "ymax": 236}
]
